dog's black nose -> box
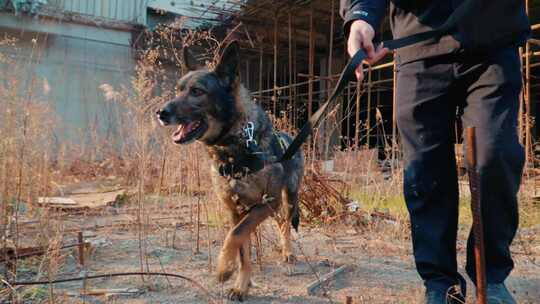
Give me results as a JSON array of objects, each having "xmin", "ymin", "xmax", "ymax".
[{"xmin": 157, "ymin": 107, "xmax": 171, "ymax": 123}]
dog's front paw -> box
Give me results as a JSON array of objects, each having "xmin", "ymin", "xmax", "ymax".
[{"xmin": 227, "ymin": 288, "xmax": 248, "ymax": 302}]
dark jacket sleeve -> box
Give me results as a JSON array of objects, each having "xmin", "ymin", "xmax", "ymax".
[{"xmin": 340, "ymin": 0, "xmax": 387, "ymax": 37}]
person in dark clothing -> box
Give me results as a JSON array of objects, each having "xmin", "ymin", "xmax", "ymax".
[{"xmin": 340, "ymin": 1, "xmax": 531, "ymax": 303}]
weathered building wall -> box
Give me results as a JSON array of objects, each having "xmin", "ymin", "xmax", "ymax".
[{"xmin": 0, "ymin": 12, "xmax": 135, "ymax": 148}]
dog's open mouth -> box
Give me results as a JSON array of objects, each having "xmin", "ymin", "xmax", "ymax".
[{"xmin": 172, "ymin": 119, "xmax": 207, "ymax": 144}]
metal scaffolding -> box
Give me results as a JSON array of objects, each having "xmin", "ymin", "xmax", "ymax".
[{"xmin": 185, "ymin": 0, "xmax": 540, "ymax": 168}]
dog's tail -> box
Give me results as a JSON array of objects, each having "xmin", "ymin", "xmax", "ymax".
[
  {"xmin": 291, "ymin": 206, "xmax": 300, "ymax": 232},
  {"xmin": 290, "ymin": 195, "xmax": 300, "ymax": 232}
]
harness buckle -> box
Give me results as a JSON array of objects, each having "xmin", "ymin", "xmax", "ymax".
[{"xmin": 243, "ymin": 121, "xmax": 257, "ymax": 149}]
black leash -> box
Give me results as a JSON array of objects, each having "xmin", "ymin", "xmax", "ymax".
[
  {"xmin": 277, "ymin": 0, "xmax": 475, "ymax": 163},
  {"xmin": 277, "ymin": 32, "xmax": 441, "ymax": 163}
]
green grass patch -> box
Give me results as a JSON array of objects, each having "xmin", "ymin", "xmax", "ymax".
[
  {"xmin": 349, "ymin": 190, "xmax": 407, "ymax": 217},
  {"xmin": 350, "ymin": 190, "xmax": 539, "ymax": 228}
]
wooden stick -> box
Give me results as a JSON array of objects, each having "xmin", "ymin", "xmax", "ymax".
[
  {"xmin": 465, "ymin": 127, "xmax": 487, "ymax": 304},
  {"xmin": 305, "ymin": 264, "xmax": 351, "ymax": 295}
]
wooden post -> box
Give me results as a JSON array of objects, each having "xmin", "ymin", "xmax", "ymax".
[
  {"xmin": 5, "ymin": 247, "xmax": 16, "ymax": 282},
  {"xmin": 77, "ymin": 231, "xmax": 85, "ymax": 266}
]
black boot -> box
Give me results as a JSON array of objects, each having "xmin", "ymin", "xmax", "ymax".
[
  {"xmin": 425, "ymin": 286, "xmax": 465, "ymax": 304},
  {"xmin": 486, "ymin": 283, "xmax": 516, "ymax": 304}
]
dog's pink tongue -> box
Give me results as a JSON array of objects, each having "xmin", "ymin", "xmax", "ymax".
[
  {"xmin": 185, "ymin": 121, "xmax": 197, "ymax": 133},
  {"xmin": 172, "ymin": 124, "xmax": 185, "ymax": 141},
  {"xmin": 172, "ymin": 122, "xmax": 197, "ymax": 142}
]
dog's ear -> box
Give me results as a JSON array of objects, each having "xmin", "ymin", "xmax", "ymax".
[
  {"xmin": 214, "ymin": 41, "xmax": 239, "ymax": 86},
  {"xmin": 182, "ymin": 46, "xmax": 203, "ymax": 71}
]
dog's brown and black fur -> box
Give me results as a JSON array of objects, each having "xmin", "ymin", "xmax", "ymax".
[{"xmin": 157, "ymin": 42, "xmax": 304, "ymax": 301}]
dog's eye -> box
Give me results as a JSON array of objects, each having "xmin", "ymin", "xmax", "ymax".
[{"xmin": 190, "ymin": 88, "xmax": 205, "ymax": 97}]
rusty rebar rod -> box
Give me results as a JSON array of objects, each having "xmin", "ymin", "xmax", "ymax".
[
  {"xmin": 465, "ymin": 127, "xmax": 487, "ymax": 304},
  {"xmin": 4, "ymin": 272, "xmax": 217, "ymax": 303},
  {"xmin": 77, "ymin": 231, "xmax": 85, "ymax": 266}
]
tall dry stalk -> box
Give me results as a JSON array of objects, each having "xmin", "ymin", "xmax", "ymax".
[
  {"xmin": 0, "ymin": 34, "xmax": 60, "ymax": 291},
  {"xmin": 98, "ymin": 23, "xmax": 221, "ymax": 283},
  {"xmin": 101, "ymin": 49, "xmax": 165, "ymax": 281}
]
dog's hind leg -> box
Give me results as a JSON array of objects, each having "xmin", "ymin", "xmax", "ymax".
[
  {"xmin": 217, "ymin": 204, "xmax": 273, "ymax": 300},
  {"xmin": 277, "ymin": 188, "xmax": 296, "ymax": 264}
]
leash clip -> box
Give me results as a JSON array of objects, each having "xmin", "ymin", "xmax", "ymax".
[{"xmin": 243, "ymin": 121, "xmax": 257, "ymax": 149}]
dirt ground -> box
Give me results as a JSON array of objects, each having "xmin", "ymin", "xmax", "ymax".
[{"xmin": 9, "ymin": 194, "xmax": 540, "ymax": 304}]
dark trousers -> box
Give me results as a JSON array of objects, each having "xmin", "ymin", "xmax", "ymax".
[{"xmin": 396, "ymin": 47, "xmax": 524, "ymax": 293}]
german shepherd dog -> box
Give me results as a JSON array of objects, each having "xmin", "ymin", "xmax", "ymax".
[{"xmin": 157, "ymin": 41, "xmax": 304, "ymax": 301}]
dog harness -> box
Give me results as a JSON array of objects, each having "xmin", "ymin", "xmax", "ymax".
[{"xmin": 217, "ymin": 122, "xmax": 290, "ymax": 179}]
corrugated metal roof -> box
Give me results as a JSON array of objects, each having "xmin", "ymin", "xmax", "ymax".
[
  {"xmin": 48, "ymin": 0, "xmax": 147, "ymax": 24},
  {"xmin": 147, "ymin": 0, "xmax": 246, "ymax": 28}
]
